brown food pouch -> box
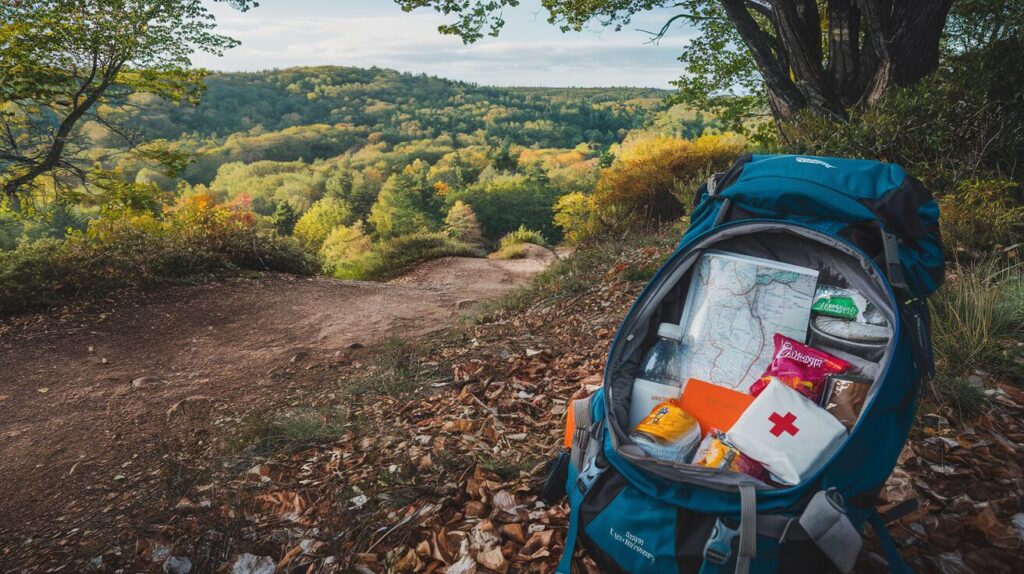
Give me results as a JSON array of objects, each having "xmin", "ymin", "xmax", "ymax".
[{"xmin": 822, "ymin": 374, "xmax": 872, "ymax": 429}]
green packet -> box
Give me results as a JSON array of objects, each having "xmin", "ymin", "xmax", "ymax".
[{"xmin": 812, "ymin": 286, "xmax": 863, "ymax": 320}]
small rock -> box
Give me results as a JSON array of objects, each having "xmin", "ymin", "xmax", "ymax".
[
  {"xmin": 89, "ymin": 555, "xmax": 103, "ymax": 570},
  {"xmin": 349, "ymin": 494, "xmax": 369, "ymax": 509},
  {"xmin": 131, "ymin": 377, "xmax": 162, "ymax": 389},
  {"xmin": 231, "ymin": 553, "xmax": 275, "ymax": 574},
  {"xmin": 1012, "ymin": 513, "xmax": 1024, "ymax": 542},
  {"xmin": 150, "ymin": 542, "xmax": 172, "ymax": 564},
  {"xmin": 163, "ymin": 556, "xmax": 192, "ymax": 574}
]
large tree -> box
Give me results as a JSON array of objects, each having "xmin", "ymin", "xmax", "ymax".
[
  {"xmin": 0, "ymin": 0, "xmax": 243, "ymax": 212},
  {"xmin": 397, "ymin": 1, "xmax": 957, "ymax": 124}
]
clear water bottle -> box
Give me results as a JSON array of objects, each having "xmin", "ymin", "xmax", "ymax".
[{"xmin": 628, "ymin": 323, "xmax": 688, "ymax": 428}]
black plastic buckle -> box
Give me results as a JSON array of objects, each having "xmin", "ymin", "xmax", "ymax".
[{"xmin": 880, "ymin": 230, "xmax": 909, "ymax": 293}]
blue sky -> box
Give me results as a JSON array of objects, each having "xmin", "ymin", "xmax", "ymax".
[{"xmin": 193, "ymin": 0, "xmax": 695, "ymax": 88}]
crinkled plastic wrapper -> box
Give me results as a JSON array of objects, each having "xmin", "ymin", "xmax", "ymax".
[
  {"xmin": 690, "ymin": 429, "xmax": 766, "ymax": 481},
  {"xmin": 749, "ymin": 334, "xmax": 851, "ymax": 402},
  {"xmin": 630, "ymin": 401, "xmax": 701, "ymax": 463}
]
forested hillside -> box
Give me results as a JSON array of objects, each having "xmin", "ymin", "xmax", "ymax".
[{"xmin": 1, "ymin": 67, "xmax": 727, "ymax": 310}]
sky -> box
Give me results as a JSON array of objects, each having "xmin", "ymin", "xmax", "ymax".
[{"xmin": 192, "ymin": 0, "xmax": 695, "ymax": 88}]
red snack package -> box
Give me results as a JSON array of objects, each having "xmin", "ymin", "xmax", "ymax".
[{"xmin": 749, "ymin": 334, "xmax": 851, "ymax": 403}]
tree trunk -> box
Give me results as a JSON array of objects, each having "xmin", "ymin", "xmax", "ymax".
[{"xmin": 719, "ymin": 0, "xmax": 955, "ymax": 121}]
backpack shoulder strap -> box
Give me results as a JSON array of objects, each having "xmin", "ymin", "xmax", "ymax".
[{"xmin": 557, "ymin": 394, "xmax": 607, "ymax": 574}]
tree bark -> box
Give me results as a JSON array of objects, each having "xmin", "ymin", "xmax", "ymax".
[
  {"xmin": 856, "ymin": 0, "xmax": 955, "ymax": 106},
  {"xmin": 717, "ymin": 0, "xmax": 954, "ymax": 121}
]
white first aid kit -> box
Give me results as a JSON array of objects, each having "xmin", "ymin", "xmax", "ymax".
[{"xmin": 727, "ymin": 379, "xmax": 847, "ymax": 485}]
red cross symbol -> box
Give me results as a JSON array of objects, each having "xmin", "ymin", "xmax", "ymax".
[{"xmin": 769, "ymin": 412, "xmax": 799, "ymax": 436}]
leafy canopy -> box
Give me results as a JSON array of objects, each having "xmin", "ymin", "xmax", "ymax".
[{"xmin": 0, "ymin": 0, "xmax": 239, "ymax": 211}]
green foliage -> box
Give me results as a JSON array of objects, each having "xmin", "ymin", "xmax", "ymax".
[
  {"xmin": 293, "ymin": 197, "xmax": 352, "ymax": 251},
  {"xmin": 448, "ymin": 174, "xmax": 562, "ymax": 243},
  {"xmin": 319, "ymin": 222, "xmax": 372, "ymax": 278},
  {"xmin": 0, "ymin": 193, "xmax": 314, "ymax": 314},
  {"xmin": 931, "ymin": 375, "xmax": 989, "ymax": 422},
  {"xmin": 0, "ymin": 0, "xmax": 237, "ymax": 210},
  {"xmin": 332, "ymin": 232, "xmax": 483, "ymax": 282},
  {"xmin": 230, "ymin": 408, "xmax": 348, "ymax": 456},
  {"xmin": 121, "ymin": 66, "xmax": 663, "ymax": 152},
  {"xmin": 930, "ymin": 260, "xmax": 1024, "ymax": 378},
  {"xmin": 489, "ymin": 225, "xmax": 547, "ymax": 259},
  {"xmin": 778, "ymin": 33, "xmax": 1024, "ymax": 193},
  {"xmin": 272, "ymin": 201, "xmax": 299, "ymax": 236},
  {"xmin": 939, "ymin": 179, "xmax": 1024, "ymax": 257},
  {"xmin": 443, "ymin": 200, "xmax": 485, "ymax": 245},
  {"xmin": 369, "ymin": 161, "xmax": 443, "ymax": 239},
  {"xmin": 499, "ymin": 225, "xmax": 547, "ymax": 249}
]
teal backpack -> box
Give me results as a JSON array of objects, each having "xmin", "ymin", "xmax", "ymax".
[{"xmin": 552, "ymin": 154, "xmax": 943, "ymax": 574}]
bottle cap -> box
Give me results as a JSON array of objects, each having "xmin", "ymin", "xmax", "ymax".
[{"xmin": 657, "ymin": 322, "xmax": 683, "ymax": 341}]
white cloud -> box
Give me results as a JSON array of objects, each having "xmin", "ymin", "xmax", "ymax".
[{"xmin": 193, "ymin": 0, "xmax": 695, "ymax": 87}]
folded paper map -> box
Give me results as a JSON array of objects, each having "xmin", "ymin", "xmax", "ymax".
[{"xmin": 677, "ymin": 251, "xmax": 818, "ymax": 392}]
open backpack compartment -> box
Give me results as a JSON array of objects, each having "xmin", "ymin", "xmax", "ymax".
[{"xmin": 554, "ymin": 155, "xmax": 944, "ymax": 574}]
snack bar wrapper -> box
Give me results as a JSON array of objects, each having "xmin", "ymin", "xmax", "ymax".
[
  {"xmin": 727, "ymin": 380, "xmax": 847, "ymax": 485},
  {"xmin": 823, "ymin": 374, "xmax": 872, "ymax": 429},
  {"xmin": 630, "ymin": 402, "xmax": 701, "ymax": 463},
  {"xmin": 749, "ymin": 334, "xmax": 852, "ymax": 403},
  {"xmin": 690, "ymin": 429, "xmax": 766, "ymax": 481}
]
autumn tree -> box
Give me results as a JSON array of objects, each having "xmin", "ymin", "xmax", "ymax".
[
  {"xmin": 397, "ymin": 0, "xmax": 957, "ymax": 124},
  {"xmin": 444, "ymin": 200, "xmax": 485, "ymax": 245},
  {"xmin": 293, "ymin": 197, "xmax": 352, "ymax": 250},
  {"xmin": 593, "ymin": 134, "xmax": 744, "ymax": 224},
  {"xmin": 0, "ymin": 0, "xmax": 243, "ymax": 212}
]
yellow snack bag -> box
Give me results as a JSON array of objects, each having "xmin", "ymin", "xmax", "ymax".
[{"xmin": 632, "ymin": 401, "xmax": 699, "ymax": 444}]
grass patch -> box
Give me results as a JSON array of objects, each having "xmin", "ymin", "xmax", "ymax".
[
  {"xmin": 345, "ymin": 337, "xmax": 438, "ymax": 398},
  {"xmin": 330, "ymin": 232, "xmax": 483, "ymax": 281},
  {"xmin": 229, "ymin": 408, "xmax": 348, "ymax": 456},
  {"xmin": 931, "ymin": 375, "xmax": 989, "ymax": 422},
  {"xmin": 488, "ymin": 226, "xmax": 548, "ymax": 260},
  {"xmin": 930, "ymin": 259, "xmax": 1024, "ymax": 377}
]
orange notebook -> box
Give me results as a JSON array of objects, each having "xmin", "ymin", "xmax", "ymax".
[{"xmin": 678, "ymin": 378, "xmax": 754, "ymax": 435}]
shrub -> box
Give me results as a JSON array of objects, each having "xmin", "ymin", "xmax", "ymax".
[
  {"xmin": 939, "ymin": 179, "xmax": 1024, "ymax": 256},
  {"xmin": 590, "ymin": 133, "xmax": 744, "ymax": 229},
  {"xmin": 293, "ymin": 197, "xmax": 351, "ymax": 251},
  {"xmin": 553, "ymin": 192, "xmax": 597, "ymax": 244},
  {"xmin": 778, "ymin": 37, "xmax": 1024, "ymax": 193},
  {"xmin": 329, "ymin": 232, "xmax": 483, "ymax": 281},
  {"xmin": 930, "ymin": 259, "xmax": 1024, "ymax": 378},
  {"xmin": 490, "ymin": 226, "xmax": 548, "ymax": 260},
  {"xmin": 0, "ymin": 196, "xmax": 315, "ymax": 314}
]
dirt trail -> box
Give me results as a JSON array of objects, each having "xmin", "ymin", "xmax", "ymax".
[{"xmin": 0, "ymin": 250, "xmax": 555, "ymax": 571}]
